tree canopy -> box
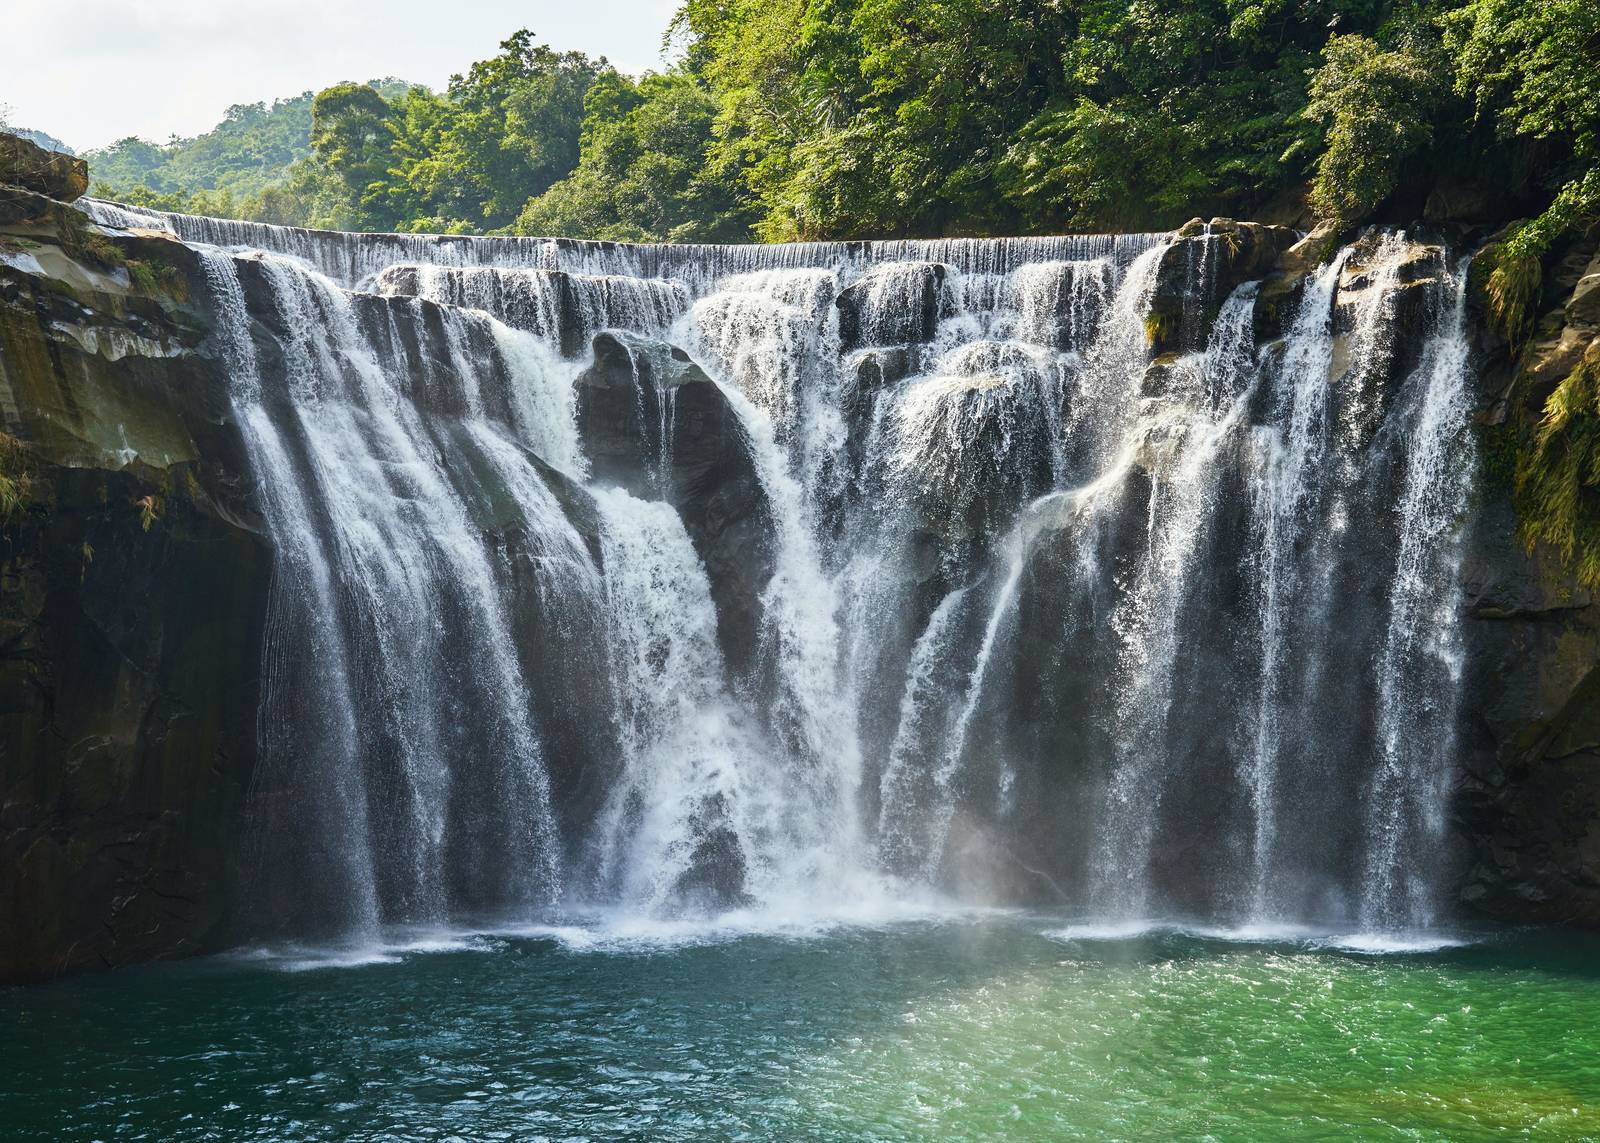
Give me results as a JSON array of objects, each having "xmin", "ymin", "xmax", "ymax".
[{"xmin": 81, "ymin": 5, "xmax": 1595, "ymax": 254}]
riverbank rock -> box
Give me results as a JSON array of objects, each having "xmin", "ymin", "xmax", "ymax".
[
  {"xmin": 0, "ymin": 195, "xmax": 270, "ymax": 983},
  {"xmin": 1456, "ymin": 232, "xmax": 1600, "ymax": 926},
  {"xmin": 0, "ymin": 132, "xmax": 89, "ymax": 203}
]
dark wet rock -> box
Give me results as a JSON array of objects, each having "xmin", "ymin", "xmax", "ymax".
[
  {"xmin": 1149, "ymin": 219, "xmax": 1299, "ymax": 353},
  {"xmin": 1458, "ymin": 495, "xmax": 1600, "ymax": 925},
  {"xmin": 0, "ymin": 211, "xmax": 269, "ymax": 983},
  {"xmin": 575, "ymin": 330, "xmax": 775, "ymax": 676},
  {"xmin": 836, "ymin": 262, "xmax": 946, "ymax": 350},
  {"xmin": 672, "ymin": 796, "xmax": 751, "ymax": 908},
  {"xmin": 1566, "ymin": 251, "xmax": 1600, "ymax": 330},
  {"xmin": 0, "ymin": 132, "xmax": 89, "ymax": 202},
  {"xmin": 1254, "ymin": 221, "xmax": 1341, "ymax": 344},
  {"xmin": 1455, "ymin": 237, "xmax": 1600, "ymax": 927},
  {"xmin": 0, "ymin": 185, "xmax": 58, "ymax": 227}
]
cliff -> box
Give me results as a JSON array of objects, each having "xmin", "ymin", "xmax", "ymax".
[
  {"xmin": 1457, "ymin": 234, "xmax": 1600, "ymax": 925},
  {"xmin": 0, "ymin": 136, "xmax": 270, "ymax": 981}
]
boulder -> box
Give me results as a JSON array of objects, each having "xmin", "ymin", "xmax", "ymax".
[
  {"xmin": 836, "ymin": 262, "xmax": 946, "ymax": 350},
  {"xmin": 1567, "ymin": 250, "xmax": 1600, "ymax": 329},
  {"xmin": 1148, "ymin": 218, "xmax": 1299, "ymax": 353},
  {"xmin": 672, "ymin": 794, "xmax": 752, "ymax": 909},
  {"xmin": 0, "ymin": 132, "xmax": 89, "ymax": 202},
  {"xmin": 575, "ymin": 331, "xmax": 776, "ymax": 676},
  {"xmin": 1255, "ymin": 221, "xmax": 1341, "ymax": 343},
  {"xmin": 0, "ymin": 184, "xmax": 56, "ymax": 226}
]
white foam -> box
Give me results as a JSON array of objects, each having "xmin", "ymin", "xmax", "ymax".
[
  {"xmin": 1312, "ymin": 931, "xmax": 1471, "ymax": 956},
  {"xmin": 1042, "ymin": 917, "xmax": 1474, "ymax": 954},
  {"xmin": 228, "ymin": 930, "xmax": 501, "ymax": 973}
]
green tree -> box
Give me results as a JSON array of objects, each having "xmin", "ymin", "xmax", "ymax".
[
  {"xmin": 442, "ymin": 30, "xmax": 609, "ymax": 228},
  {"xmin": 517, "ymin": 72, "xmax": 754, "ymax": 241},
  {"xmin": 1447, "ymin": 0, "xmax": 1600, "ymax": 340},
  {"xmin": 310, "ymin": 83, "xmax": 399, "ymax": 227},
  {"xmin": 1304, "ymin": 34, "xmax": 1443, "ymax": 229}
]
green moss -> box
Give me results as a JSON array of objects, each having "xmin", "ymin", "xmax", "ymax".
[
  {"xmin": 125, "ymin": 258, "xmax": 187, "ymax": 301},
  {"xmin": 1514, "ymin": 342, "xmax": 1600, "ymax": 587},
  {"xmin": 1479, "ymin": 421, "xmax": 1521, "ymax": 491},
  {"xmin": 51, "ymin": 206, "xmax": 125, "ymax": 272},
  {"xmin": 1476, "ymin": 243, "xmax": 1543, "ymax": 351},
  {"xmin": 0, "ymin": 432, "xmax": 33, "ymax": 520},
  {"xmin": 1143, "ymin": 311, "xmax": 1179, "ymax": 347}
]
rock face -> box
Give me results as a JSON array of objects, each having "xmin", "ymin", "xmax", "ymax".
[
  {"xmin": 0, "ymin": 133, "xmax": 89, "ymax": 203},
  {"xmin": 1148, "ymin": 218, "xmax": 1299, "ymax": 353},
  {"xmin": 0, "ymin": 150, "xmax": 271, "ymax": 982},
  {"xmin": 1455, "ymin": 233, "xmax": 1600, "ymax": 926},
  {"xmin": 575, "ymin": 330, "xmax": 775, "ymax": 676},
  {"xmin": 836, "ymin": 262, "xmax": 946, "ymax": 350}
]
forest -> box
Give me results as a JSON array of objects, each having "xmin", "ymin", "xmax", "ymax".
[{"xmin": 76, "ymin": 2, "xmax": 1589, "ymax": 253}]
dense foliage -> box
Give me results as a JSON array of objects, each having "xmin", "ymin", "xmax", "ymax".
[{"xmin": 84, "ymin": 4, "xmax": 1593, "ymax": 248}]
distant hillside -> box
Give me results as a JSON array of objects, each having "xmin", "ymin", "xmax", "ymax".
[
  {"xmin": 86, "ymin": 79, "xmax": 414, "ymax": 206},
  {"xmin": 6, "ymin": 128, "xmax": 74, "ymax": 156}
]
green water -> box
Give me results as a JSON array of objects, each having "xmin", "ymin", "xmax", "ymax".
[{"xmin": 5, "ymin": 916, "xmax": 1600, "ymax": 1141}]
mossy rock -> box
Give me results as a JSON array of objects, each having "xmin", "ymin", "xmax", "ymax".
[{"xmin": 0, "ymin": 132, "xmax": 88, "ymax": 201}]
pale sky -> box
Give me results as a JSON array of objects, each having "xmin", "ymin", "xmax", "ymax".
[{"xmin": 3, "ymin": 0, "xmax": 682, "ymax": 152}]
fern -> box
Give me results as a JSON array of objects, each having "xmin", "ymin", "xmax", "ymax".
[{"xmin": 1515, "ymin": 344, "xmax": 1600, "ymax": 587}]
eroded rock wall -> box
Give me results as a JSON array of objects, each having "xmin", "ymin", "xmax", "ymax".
[{"xmin": 0, "ymin": 163, "xmax": 269, "ymax": 982}]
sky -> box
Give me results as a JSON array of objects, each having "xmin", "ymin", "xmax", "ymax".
[{"xmin": 3, "ymin": 0, "xmax": 681, "ymax": 152}]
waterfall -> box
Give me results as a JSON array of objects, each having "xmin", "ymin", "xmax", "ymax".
[
  {"xmin": 589, "ymin": 487, "xmax": 771, "ymax": 909},
  {"xmin": 1361, "ymin": 258, "xmax": 1477, "ymax": 932},
  {"xmin": 198, "ymin": 249, "xmax": 381, "ymax": 939},
  {"xmin": 167, "ymin": 195, "xmax": 1478, "ymax": 942},
  {"xmin": 1092, "ymin": 282, "xmax": 1264, "ymax": 916},
  {"xmin": 1241, "ymin": 253, "xmax": 1350, "ymax": 920}
]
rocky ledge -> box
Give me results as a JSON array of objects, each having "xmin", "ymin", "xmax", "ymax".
[{"xmin": 0, "ymin": 136, "xmax": 271, "ymax": 982}]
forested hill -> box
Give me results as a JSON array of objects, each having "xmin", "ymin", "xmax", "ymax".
[
  {"xmin": 82, "ymin": 2, "xmax": 1589, "ymax": 253},
  {"xmin": 83, "ymin": 81, "xmax": 413, "ymax": 222}
]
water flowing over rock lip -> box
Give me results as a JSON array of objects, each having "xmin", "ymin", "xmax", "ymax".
[{"xmin": 76, "ymin": 196, "xmax": 1169, "ymax": 286}]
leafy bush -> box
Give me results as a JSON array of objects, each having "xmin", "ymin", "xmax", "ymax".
[{"xmin": 1304, "ymin": 34, "xmax": 1442, "ymax": 229}]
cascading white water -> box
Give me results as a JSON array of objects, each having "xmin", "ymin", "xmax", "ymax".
[
  {"xmin": 1361, "ymin": 257, "xmax": 1477, "ymax": 932},
  {"xmin": 589, "ymin": 487, "xmax": 774, "ymax": 909},
  {"xmin": 198, "ymin": 249, "xmax": 382, "ymax": 939},
  {"xmin": 1241, "ymin": 253, "xmax": 1350, "ymax": 920},
  {"xmin": 171, "ymin": 197, "xmax": 1479, "ymax": 941},
  {"xmin": 1092, "ymin": 282, "xmax": 1264, "ymax": 916}
]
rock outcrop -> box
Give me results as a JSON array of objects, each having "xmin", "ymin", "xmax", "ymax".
[
  {"xmin": 1455, "ymin": 234, "xmax": 1600, "ymax": 925},
  {"xmin": 0, "ymin": 133, "xmax": 89, "ymax": 203},
  {"xmin": 1148, "ymin": 218, "xmax": 1299, "ymax": 353},
  {"xmin": 836, "ymin": 262, "xmax": 946, "ymax": 350},
  {"xmin": 575, "ymin": 330, "xmax": 775, "ymax": 676},
  {"xmin": 0, "ymin": 138, "xmax": 270, "ymax": 983},
  {"xmin": 10, "ymin": 117, "xmax": 1600, "ymax": 977}
]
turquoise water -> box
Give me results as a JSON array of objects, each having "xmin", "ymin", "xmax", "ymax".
[{"xmin": 6, "ymin": 916, "xmax": 1600, "ymax": 1141}]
